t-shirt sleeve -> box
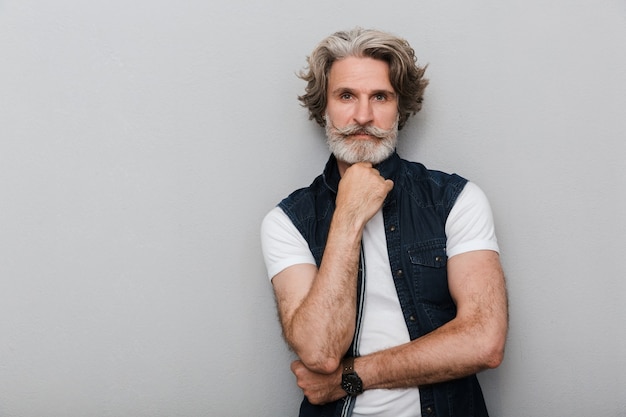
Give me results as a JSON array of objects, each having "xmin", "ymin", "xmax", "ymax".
[
  {"xmin": 445, "ymin": 182, "xmax": 500, "ymax": 258},
  {"xmin": 260, "ymin": 206, "xmax": 316, "ymax": 281}
]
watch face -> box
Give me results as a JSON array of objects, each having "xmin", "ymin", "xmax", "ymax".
[{"xmin": 341, "ymin": 373, "xmax": 363, "ymax": 395}]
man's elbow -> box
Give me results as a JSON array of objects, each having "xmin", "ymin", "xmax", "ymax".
[
  {"xmin": 481, "ymin": 332, "xmax": 507, "ymax": 369},
  {"xmin": 284, "ymin": 331, "xmax": 343, "ymax": 374},
  {"xmin": 297, "ymin": 352, "xmax": 341, "ymax": 375},
  {"xmin": 483, "ymin": 344, "xmax": 505, "ymax": 369}
]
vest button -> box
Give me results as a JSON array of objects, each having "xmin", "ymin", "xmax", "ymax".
[
  {"xmin": 409, "ymin": 315, "xmax": 417, "ymax": 322},
  {"xmin": 396, "ymin": 269, "xmax": 403, "ymax": 276},
  {"xmin": 425, "ymin": 406, "xmax": 434, "ymax": 414},
  {"xmin": 389, "ymin": 225, "xmax": 396, "ymax": 232}
]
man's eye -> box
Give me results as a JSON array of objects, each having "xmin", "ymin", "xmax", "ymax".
[
  {"xmin": 374, "ymin": 94, "xmax": 386, "ymax": 101},
  {"xmin": 340, "ymin": 93, "xmax": 352, "ymax": 100}
]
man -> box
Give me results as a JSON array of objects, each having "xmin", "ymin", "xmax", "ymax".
[{"xmin": 261, "ymin": 27, "xmax": 508, "ymax": 417}]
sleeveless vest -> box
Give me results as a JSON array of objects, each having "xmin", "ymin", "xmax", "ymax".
[{"xmin": 278, "ymin": 152, "xmax": 489, "ymax": 417}]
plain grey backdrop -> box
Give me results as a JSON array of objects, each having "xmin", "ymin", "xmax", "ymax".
[{"xmin": 1, "ymin": 0, "xmax": 625, "ymax": 416}]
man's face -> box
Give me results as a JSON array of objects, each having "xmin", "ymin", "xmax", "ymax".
[{"xmin": 325, "ymin": 56, "xmax": 399, "ymax": 166}]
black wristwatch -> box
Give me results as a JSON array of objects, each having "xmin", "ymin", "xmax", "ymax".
[{"xmin": 341, "ymin": 357, "xmax": 363, "ymax": 396}]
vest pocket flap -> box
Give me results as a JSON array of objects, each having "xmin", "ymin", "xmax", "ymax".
[{"xmin": 407, "ymin": 245, "xmax": 447, "ymax": 268}]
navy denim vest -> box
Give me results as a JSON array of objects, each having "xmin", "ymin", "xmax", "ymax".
[{"xmin": 278, "ymin": 152, "xmax": 489, "ymax": 417}]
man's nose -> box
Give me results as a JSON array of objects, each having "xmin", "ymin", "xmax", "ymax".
[{"xmin": 353, "ymin": 100, "xmax": 374, "ymax": 125}]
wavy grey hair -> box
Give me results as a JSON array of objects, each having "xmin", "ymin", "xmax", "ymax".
[{"xmin": 298, "ymin": 27, "xmax": 429, "ymax": 130}]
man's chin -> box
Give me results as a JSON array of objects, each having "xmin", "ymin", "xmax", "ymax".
[
  {"xmin": 328, "ymin": 134, "xmax": 396, "ymax": 165},
  {"xmin": 332, "ymin": 149, "xmax": 394, "ymax": 166}
]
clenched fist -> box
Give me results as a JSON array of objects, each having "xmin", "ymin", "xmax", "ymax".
[{"xmin": 335, "ymin": 162, "xmax": 394, "ymax": 230}]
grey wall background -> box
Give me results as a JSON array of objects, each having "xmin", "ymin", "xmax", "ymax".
[{"xmin": 1, "ymin": 0, "xmax": 625, "ymax": 416}]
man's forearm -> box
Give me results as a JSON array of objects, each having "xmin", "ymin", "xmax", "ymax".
[
  {"xmin": 282, "ymin": 211, "xmax": 365, "ymax": 373},
  {"xmin": 355, "ymin": 314, "xmax": 505, "ymax": 390},
  {"xmin": 277, "ymin": 163, "xmax": 395, "ymax": 374}
]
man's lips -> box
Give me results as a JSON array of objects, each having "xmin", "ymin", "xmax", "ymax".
[{"xmin": 347, "ymin": 130, "xmax": 375, "ymax": 139}]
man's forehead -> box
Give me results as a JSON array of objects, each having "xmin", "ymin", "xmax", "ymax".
[{"xmin": 328, "ymin": 56, "xmax": 394, "ymax": 91}]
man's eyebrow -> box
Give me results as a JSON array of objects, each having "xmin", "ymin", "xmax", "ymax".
[
  {"xmin": 330, "ymin": 87, "xmax": 396, "ymax": 96},
  {"xmin": 372, "ymin": 89, "xmax": 397, "ymax": 97},
  {"xmin": 330, "ymin": 87, "xmax": 354, "ymax": 95}
]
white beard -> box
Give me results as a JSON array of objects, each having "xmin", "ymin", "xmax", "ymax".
[{"xmin": 324, "ymin": 114, "xmax": 399, "ymax": 165}]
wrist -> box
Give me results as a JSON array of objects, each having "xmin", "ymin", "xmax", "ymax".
[
  {"xmin": 331, "ymin": 208, "xmax": 367, "ymax": 239},
  {"xmin": 341, "ymin": 357, "xmax": 364, "ymax": 396}
]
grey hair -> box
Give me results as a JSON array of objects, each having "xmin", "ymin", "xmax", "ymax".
[{"xmin": 298, "ymin": 27, "xmax": 429, "ymax": 130}]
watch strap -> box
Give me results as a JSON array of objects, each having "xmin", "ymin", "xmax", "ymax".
[
  {"xmin": 342, "ymin": 356, "xmax": 356, "ymax": 375},
  {"xmin": 341, "ymin": 356, "xmax": 363, "ymax": 396}
]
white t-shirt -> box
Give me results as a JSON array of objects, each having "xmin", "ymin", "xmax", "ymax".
[{"xmin": 261, "ymin": 181, "xmax": 499, "ymax": 417}]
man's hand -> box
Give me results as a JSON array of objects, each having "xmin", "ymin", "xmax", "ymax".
[
  {"xmin": 291, "ymin": 360, "xmax": 346, "ymax": 405},
  {"xmin": 335, "ymin": 162, "xmax": 394, "ymax": 229}
]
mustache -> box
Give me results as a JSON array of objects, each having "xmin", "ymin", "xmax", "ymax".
[{"xmin": 331, "ymin": 122, "xmax": 396, "ymax": 139}]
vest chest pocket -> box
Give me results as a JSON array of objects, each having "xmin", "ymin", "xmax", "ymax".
[
  {"xmin": 408, "ymin": 246, "xmax": 447, "ymax": 268},
  {"xmin": 407, "ymin": 243, "xmax": 455, "ymax": 318}
]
